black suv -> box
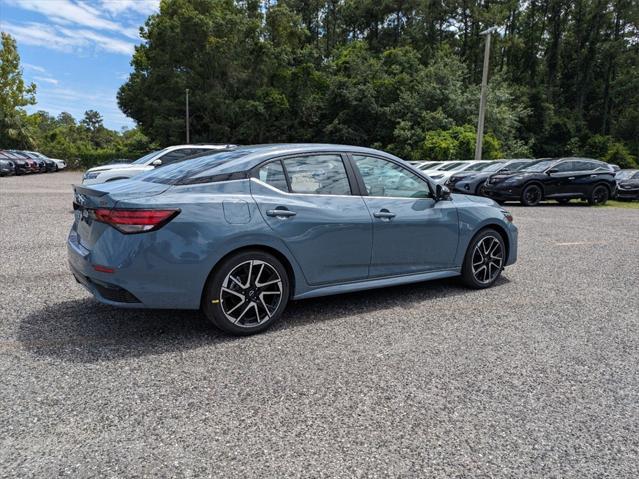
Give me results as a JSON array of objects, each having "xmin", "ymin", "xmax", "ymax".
[{"xmin": 482, "ymin": 157, "xmax": 616, "ymax": 206}]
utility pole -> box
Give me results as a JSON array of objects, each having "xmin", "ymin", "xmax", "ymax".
[
  {"xmin": 474, "ymin": 27, "xmax": 499, "ymax": 162},
  {"xmin": 185, "ymin": 88, "xmax": 190, "ymax": 144}
]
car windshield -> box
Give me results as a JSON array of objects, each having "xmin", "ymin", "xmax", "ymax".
[
  {"xmin": 617, "ymin": 170, "xmax": 638, "ymax": 180},
  {"xmin": 464, "ymin": 162, "xmax": 494, "ymax": 172},
  {"xmin": 437, "ymin": 162, "xmax": 466, "ymax": 171},
  {"xmin": 481, "ymin": 162, "xmax": 508, "ymax": 172},
  {"xmin": 520, "ymin": 160, "xmax": 556, "ymax": 172},
  {"xmin": 139, "ymin": 149, "xmax": 251, "ymax": 184},
  {"xmin": 131, "ymin": 150, "xmax": 161, "ymax": 165}
]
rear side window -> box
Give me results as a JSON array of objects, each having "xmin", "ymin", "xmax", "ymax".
[
  {"xmin": 160, "ymin": 149, "xmax": 193, "ymax": 165},
  {"xmin": 258, "ymin": 161, "xmax": 289, "ymax": 192},
  {"xmin": 281, "ymin": 155, "xmax": 351, "ymax": 196}
]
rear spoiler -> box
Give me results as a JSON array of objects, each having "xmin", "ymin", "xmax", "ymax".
[{"xmin": 73, "ymin": 184, "xmax": 109, "ymax": 197}]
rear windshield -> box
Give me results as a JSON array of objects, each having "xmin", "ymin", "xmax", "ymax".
[{"xmin": 139, "ymin": 149, "xmax": 252, "ymax": 185}]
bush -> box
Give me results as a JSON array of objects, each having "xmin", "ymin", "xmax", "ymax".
[
  {"xmin": 66, "ymin": 151, "xmax": 148, "ymax": 169},
  {"xmin": 421, "ymin": 124, "xmax": 502, "ymax": 161},
  {"xmin": 604, "ymin": 143, "xmax": 638, "ymax": 169}
]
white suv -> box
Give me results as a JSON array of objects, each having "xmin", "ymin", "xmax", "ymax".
[{"xmin": 82, "ymin": 144, "xmax": 233, "ymax": 185}]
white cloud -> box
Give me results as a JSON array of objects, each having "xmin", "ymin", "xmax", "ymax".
[
  {"xmin": 34, "ymin": 76, "xmax": 59, "ymax": 85},
  {"xmin": 100, "ymin": 0, "xmax": 159, "ymax": 16},
  {"xmin": 0, "ymin": 20, "xmax": 135, "ymax": 55},
  {"xmin": 5, "ymin": 0, "xmax": 141, "ymax": 39},
  {"xmin": 27, "ymin": 85, "xmax": 135, "ymax": 129},
  {"xmin": 23, "ymin": 62, "xmax": 47, "ymax": 73}
]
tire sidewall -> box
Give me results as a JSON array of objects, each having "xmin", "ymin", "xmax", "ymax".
[
  {"xmin": 461, "ymin": 229, "xmax": 505, "ymax": 289},
  {"xmin": 521, "ymin": 184, "xmax": 542, "ymax": 206},
  {"xmin": 203, "ymin": 251, "xmax": 290, "ymax": 335},
  {"xmin": 589, "ymin": 185, "xmax": 609, "ymax": 205}
]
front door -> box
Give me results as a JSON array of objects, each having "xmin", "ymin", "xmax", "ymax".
[
  {"xmin": 251, "ymin": 154, "xmax": 373, "ymax": 286},
  {"xmin": 350, "ymin": 155, "xmax": 459, "ymax": 277}
]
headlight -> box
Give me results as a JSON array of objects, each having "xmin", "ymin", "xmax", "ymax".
[{"xmin": 83, "ymin": 172, "xmax": 100, "ymax": 180}]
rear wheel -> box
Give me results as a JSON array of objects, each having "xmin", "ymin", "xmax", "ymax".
[
  {"xmin": 461, "ymin": 229, "xmax": 505, "ymax": 289},
  {"xmin": 521, "ymin": 184, "xmax": 542, "ymax": 206},
  {"xmin": 588, "ymin": 185, "xmax": 609, "ymax": 205},
  {"xmin": 202, "ymin": 250, "xmax": 290, "ymax": 335}
]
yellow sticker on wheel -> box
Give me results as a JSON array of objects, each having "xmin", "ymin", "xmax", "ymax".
[{"xmin": 211, "ymin": 299, "xmax": 220, "ymax": 304}]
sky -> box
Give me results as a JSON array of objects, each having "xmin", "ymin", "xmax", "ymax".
[{"xmin": 0, "ymin": 0, "xmax": 160, "ymax": 130}]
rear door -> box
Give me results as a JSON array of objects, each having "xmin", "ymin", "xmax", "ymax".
[
  {"xmin": 350, "ymin": 155, "xmax": 459, "ymax": 277},
  {"xmin": 251, "ymin": 154, "xmax": 373, "ymax": 286},
  {"xmin": 571, "ymin": 160, "xmax": 612, "ymax": 196}
]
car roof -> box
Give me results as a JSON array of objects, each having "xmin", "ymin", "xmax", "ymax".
[
  {"xmin": 163, "ymin": 144, "xmax": 236, "ymax": 151},
  {"xmin": 147, "ymin": 143, "xmax": 408, "ymax": 180}
]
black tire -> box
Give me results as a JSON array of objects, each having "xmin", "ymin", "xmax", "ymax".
[
  {"xmin": 588, "ymin": 184, "xmax": 609, "ymax": 206},
  {"xmin": 202, "ymin": 250, "xmax": 290, "ymax": 335},
  {"xmin": 461, "ymin": 228, "xmax": 506, "ymax": 289},
  {"xmin": 521, "ymin": 184, "xmax": 543, "ymax": 206},
  {"xmin": 557, "ymin": 198, "xmax": 570, "ymax": 205}
]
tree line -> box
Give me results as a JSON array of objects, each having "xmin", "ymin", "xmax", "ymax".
[
  {"xmin": 2, "ymin": 1, "xmax": 638, "ymax": 167},
  {"xmin": 117, "ymin": 0, "xmax": 639, "ymax": 167},
  {"xmin": 0, "ymin": 33, "xmax": 155, "ymax": 166}
]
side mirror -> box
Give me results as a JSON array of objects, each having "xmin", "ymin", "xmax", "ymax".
[
  {"xmin": 435, "ymin": 184, "xmax": 452, "ymax": 201},
  {"xmin": 547, "ymin": 168, "xmax": 558, "ymax": 175},
  {"xmin": 151, "ymin": 159, "xmax": 163, "ymax": 167}
]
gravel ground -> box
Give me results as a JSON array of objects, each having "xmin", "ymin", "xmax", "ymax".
[{"xmin": 1, "ymin": 171, "xmax": 638, "ymax": 478}]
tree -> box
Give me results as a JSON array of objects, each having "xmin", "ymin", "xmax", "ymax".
[{"xmin": 0, "ymin": 32, "xmax": 36, "ymax": 148}]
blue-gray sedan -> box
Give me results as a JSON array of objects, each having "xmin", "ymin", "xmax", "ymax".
[{"xmin": 68, "ymin": 144, "xmax": 518, "ymax": 335}]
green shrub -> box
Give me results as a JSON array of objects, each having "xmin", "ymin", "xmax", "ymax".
[{"xmin": 604, "ymin": 143, "xmax": 638, "ymax": 169}]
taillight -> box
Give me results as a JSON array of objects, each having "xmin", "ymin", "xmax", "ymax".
[{"xmin": 93, "ymin": 208, "xmax": 180, "ymax": 234}]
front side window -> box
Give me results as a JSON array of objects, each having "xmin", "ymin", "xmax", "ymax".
[
  {"xmin": 281, "ymin": 155, "xmax": 351, "ymax": 196},
  {"xmin": 353, "ymin": 155, "xmax": 431, "ymax": 199},
  {"xmin": 552, "ymin": 161, "xmax": 575, "ymax": 173},
  {"xmin": 257, "ymin": 161, "xmax": 289, "ymax": 192}
]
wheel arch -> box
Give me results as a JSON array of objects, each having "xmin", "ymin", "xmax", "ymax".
[
  {"xmin": 472, "ymin": 223, "xmax": 510, "ymax": 265},
  {"xmin": 523, "ymin": 180, "xmax": 545, "ymax": 196},
  {"xmin": 199, "ymin": 244, "xmax": 297, "ymax": 308}
]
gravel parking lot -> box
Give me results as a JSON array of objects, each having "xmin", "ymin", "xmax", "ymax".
[{"xmin": 1, "ymin": 171, "xmax": 638, "ymax": 477}]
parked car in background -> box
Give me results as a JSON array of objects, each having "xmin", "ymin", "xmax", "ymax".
[
  {"xmin": 82, "ymin": 144, "xmax": 235, "ymax": 185},
  {"xmin": 24, "ymin": 151, "xmax": 66, "ymax": 171},
  {"xmin": 68, "ymin": 144, "xmax": 518, "ymax": 335},
  {"xmin": 0, "ymin": 150, "xmax": 30, "ymax": 175},
  {"xmin": 447, "ymin": 159, "xmax": 539, "ymax": 196},
  {"xmin": 425, "ymin": 161, "xmax": 491, "ymax": 184},
  {"xmin": 17, "ymin": 151, "xmax": 56, "ymax": 172},
  {"xmin": 8, "ymin": 150, "xmax": 41, "ymax": 172},
  {"xmin": 0, "ymin": 158, "xmax": 15, "ymax": 176},
  {"xmin": 482, "ymin": 157, "xmax": 615, "ymax": 206},
  {"xmin": 615, "ymin": 170, "xmax": 639, "ymax": 201}
]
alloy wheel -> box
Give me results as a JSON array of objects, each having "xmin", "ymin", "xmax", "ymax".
[
  {"xmin": 471, "ymin": 235, "xmax": 504, "ymax": 284},
  {"xmin": 591, "ymin": 186, "xmax": 608, "ymax": 205},
  {"xmin": 523, "ymin": 185, "xmax": 541, "ymax": 206},
  {"xmin": 220, "ymin": 260, "xmax": 283, "ymax": 327}
]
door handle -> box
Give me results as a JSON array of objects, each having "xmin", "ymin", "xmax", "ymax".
[
  {"xmin": 568, "ymin": 177, "xmax": 575, "ymax": 180},
  {"xmin": 266, "ymin": 208, "xmax": 297, "ymax": 218},
  {"xmin": 373, "ymin": 209, "xmax": 396, "ymax": 219}
]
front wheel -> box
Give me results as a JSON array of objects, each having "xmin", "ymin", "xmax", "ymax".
[
  {"xmin": 461, "ymin": 229, "xmax": 505, "ymax": 289},
  {"xmin": 202, "ymin": 251, "xmax": 290, "ymax": 335},
  {"xmin": 588, "ymin": 185, "xmax": 609, "ymax": 206},
  {"xmin": 521, "ymin": 184, "xmax": 542, "ymax": 206}
]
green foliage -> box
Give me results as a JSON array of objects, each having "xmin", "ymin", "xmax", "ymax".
[
  {"xmin": 604, "ymin": 143, "xmax": 638, "ymax": 169},
  {"xmin": 117, "ymin": 0, "xmax": 637, "ymax": 162},
  {"xmin": 422, "ymin": 125, "xmax": 502, "ymax": 161},
  {"xmin": 0, "ymin": 32, "xmax": 36, "ymax": 148}
]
